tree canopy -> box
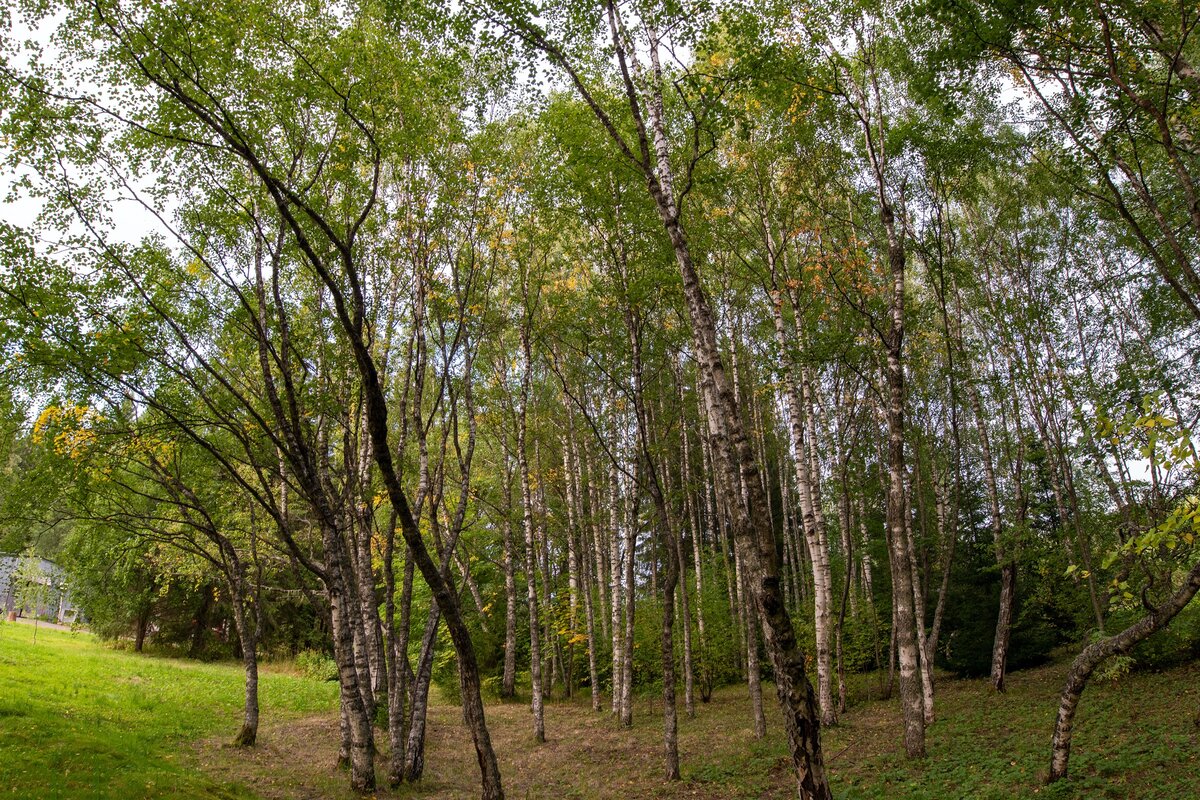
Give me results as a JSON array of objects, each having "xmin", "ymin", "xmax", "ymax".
[{"xmin": 1, "ymin": 0, "xmax": 1198, "ymax": 797}]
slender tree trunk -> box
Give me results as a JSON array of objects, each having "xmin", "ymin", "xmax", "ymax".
[
  {"xmin": 660, "ymin": 539, "xmax": 681, "ymax": 777},
  {"xmin": 134, "ymin": 608, "xmax": 150, "ymax": 653},
  {"xmin": 858, "ymin": 497, "xmax": 874, "ymax": 604},
  {"xmin": 801, "ymin": 366, "xmax": 837, "ymax": 727},
  {"xmin": 573, "ymin": 422, "xmax": 604, "ymax": 713},
  {"xmin": 383, "ymin": 512, "xmax": 407, "ymax": 785},
  {"xmin": 745, "ymin": 566, "xmax": 767, "ymax": 740},
  {"xmin": 968, "ymin": 383, "xmax": 1013, "ymax": 691},
  {"xmin": 338, "ymin": 696, "xmax": 352, "ymax": 770},
  {"xmin": 563, "ymin": 433, "xmax": 580, "ymax": 699},
  {"xmin": 651, "ymin": 379, "xmax": 696, "ymax": 722},
  {"xmin": 535, "ymin": 442, "xmax": 559, "ymax": 701},
  {"xmin": 523, "ymin": 18, "xmax": 830, "ymax": 796},
  {"xmin": 769, "ymin": 281, "xmax": 836, "ymax": 727},
  {"xmin": 609, "ymin": 451, "xmax": 625, "ymax": 716},
  {"xmin": 590, "ymin": 478, "xmax": 612, "ymax": 643},
  {"xmin": 500, "ymin": 455, "xmax": 518, "ymax": 699},
  {"xmin": 353, "ymin": 423, "xmax": 386, "ymax": 703},
  {"xmin": 838, "ymin": 469, "xmax": 858, "ymax": 621},
  {"xmin": 836, "ymin": 462, "xmax": 856, "ymax": 714},
  {"xmin": 582, "ymin": 526, "xmax": 603, "ymax": 712},
  {"xmin": 904, "ymin": 469, "xmax": 934, "ymax": 724},
  {"xmin": 326, "ymin": 545, "xmax": 376, "ymax": 792},
  {"xmin": 623, "ymin": 304, "xmax": 682, "ymax": 778},
  {"xmin": 403, "ymin": 604, "xmax": 440, "ymax": 782},
  {"xmin": 229, "ymin": 576, "xmax": 260, "ymax": 748},
  {"xmin": 620, "ymin": 458, "xmax": 639, "ymax": 728},
  {"xmin": 925, "ymin": 470, "xmax": 955, "ymax": 670},
  {"xmin": 882, "ymin": 211, "xmax": 926, "ymax": 758},
  {"xmin": 518, "ymin": 320, "xmax": 545, "ymax": 743},
  {"xmin": 344, "ymin": 553, "xmax": 376, "ymax": 727},
  {"xmin": 396, "ymin": 550, "xmax": 417, "ymax": 764},
  {"xmin": 680, "ymin": 380, "xmax": 708, "ymax": 704}
]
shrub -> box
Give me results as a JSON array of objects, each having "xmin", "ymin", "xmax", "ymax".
[
  {"xmin": 295, "ymin": 649, "xmax": 338, "ymax": 681},
  {"xmin": 1107, "ymin": 600, "xmax": 1200, "ymax": 671},
  {"xmin": 839, "ymin": 611, "xmax": 884, "ymax": 674}
]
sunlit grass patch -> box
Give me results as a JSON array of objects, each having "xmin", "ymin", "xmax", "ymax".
[{"xmin": 0, "ymin": 623, "xmax": 337, "ymax": 799}]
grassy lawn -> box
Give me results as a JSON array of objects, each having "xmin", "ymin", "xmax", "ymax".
[
  {"xmin": 0, "ymin": 622, "xmax": 338, "ymax": 799},
  {"xmin": 2, "ymin": 621, "xmax": 1197, "ymax": 799}
]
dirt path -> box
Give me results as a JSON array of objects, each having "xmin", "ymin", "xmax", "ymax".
[{"xmin": 9, "ymin": 616, "xmax": 81, "ymax": 633}]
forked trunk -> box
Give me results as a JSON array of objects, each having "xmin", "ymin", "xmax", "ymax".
[{"xmin": 403, "ymin": 604, "xmax": 440, "ymax": 782}]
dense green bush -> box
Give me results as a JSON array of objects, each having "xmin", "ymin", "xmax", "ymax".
[
  {"xmin": 1111, "ymin": 600, "xmax": 1200, "ymax": 670},
  {"xmin": 839, "ymin": 610, "xmax": 886, "ymax": 674},
  {"xmin": 295, "ymin": 649, "xmax": 338, "ymax": 681},
  {"xmin": 432, "ymin": 627, "xmax": 462, "ymax": 705},
  {"xmin": 938, "ymin": 537, "xmax": 1074, "ymax": 677}
]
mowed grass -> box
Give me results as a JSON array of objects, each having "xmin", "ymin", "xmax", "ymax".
[
  {"xmin": 2, "ymin": 621, "xmax": 1198, "ymax": 800},
  {"xmin": 0, "ymin": 623, "xmax": 338, "ymax": 800}
]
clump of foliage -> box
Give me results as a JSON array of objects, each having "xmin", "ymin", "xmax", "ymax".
[{"xmin": 295, "ymin": 649, "xmax": 338, "ymax": 682}]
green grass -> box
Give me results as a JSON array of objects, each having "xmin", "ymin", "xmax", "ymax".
[
  {"xmin": 0, "ymin": 622, "xmax": 338, "ymax": 800},
  {"xmin": 1, "ymin": 621, "xmax": 1197, "ymax": 800},
  {"xmin": 682, "ymin": 660, "xmax": 1200, "ymax": 800},
  {"xmin": 834, "ymin": 660, "xmax": 1200, "ymax": 800}
]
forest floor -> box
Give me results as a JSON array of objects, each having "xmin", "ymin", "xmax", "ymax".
[
  {"xmin": 198, "ymin": 652, "xmax": 1200, "ymax": 800},
  {"xmin": 3, "ymin": 623, "xmax": 1198, "ymax": 799}
]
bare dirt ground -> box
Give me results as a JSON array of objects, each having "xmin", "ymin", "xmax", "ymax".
[
  {"xmin": 191, "ymin": 660, "xmax": 1200, "ymax": 800},
  {"xmin": 195, "ymin": 685, "xmax": 811, "ymax": 800}
]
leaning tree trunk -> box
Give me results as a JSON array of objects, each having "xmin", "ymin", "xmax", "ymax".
[
  {"xmin": 349, "ymin": 235, "xmax": 505, "ymax": 800},
  {"xmin": 654, "ymin": 146, "xmax": 830, "ymax": 799},
  {"xmin": 1049, "ymin": 557, "xmax": 1200, "ymax": 781},
  {"xmin": 641, "ymin": 42, "xmax": 830, "ymax": 797},
  {"xmin": 515, "ymin": 15, "xmax": 831, "ymax": 797}
]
